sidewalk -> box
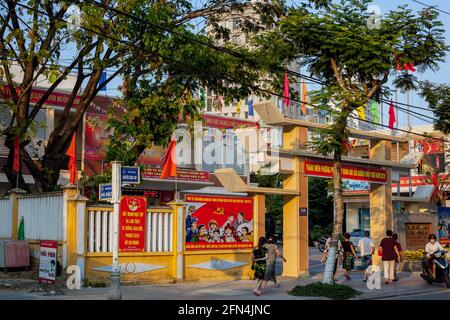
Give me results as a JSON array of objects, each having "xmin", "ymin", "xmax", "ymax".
[{"xmin": 0, "ymin": 270, "xmax": 447, "ymax": 300}]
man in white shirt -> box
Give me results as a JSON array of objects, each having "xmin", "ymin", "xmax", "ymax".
[{"xmin": 358, "ymin": 231, "xmax": 375, "ymax": 282}]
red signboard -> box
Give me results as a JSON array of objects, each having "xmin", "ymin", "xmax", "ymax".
[
  {"xmin": 184, "ymin": 195, "xmax": 254, "ymax": 250},
  {"xmin": 414, "ymin": 139, "xmax": 445, "ymax": 154},
  {"xmin": 201, "ymin": 114, "xmax": 259, "ymax": 129},
  {"xmin": 304, "ymin": 160, "xmax": 387, "ymax": 183},
  {"xmin": 143, "ymin": 167, "xmax": 210, "ymax": 182},
  {"xmin": 119, "ymin": 196, "xmax": 147, "ymax": 252}
]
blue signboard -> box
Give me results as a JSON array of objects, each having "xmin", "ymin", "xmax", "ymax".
[
  {"xmin": 99, "ymin": 183, "xmax": 112, "ymax": 201},
  {"xmin": 121, "ymin": 166, "xmax": 140, "ymax": 185}
]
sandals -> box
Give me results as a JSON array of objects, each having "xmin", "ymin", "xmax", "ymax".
[{"xmin": 252, "ymin": 289, "xmax": 262, "ymax": 296}]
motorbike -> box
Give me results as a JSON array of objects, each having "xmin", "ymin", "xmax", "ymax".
[
  {"xmin": 317, "ymin": 237, "xmax": 328, "ymax": 253},
  {"xmin": 420, "ymin": 250, "xmax": 450, "ymax": 288}
]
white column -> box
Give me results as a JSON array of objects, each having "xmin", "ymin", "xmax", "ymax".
[
  {"xmin": 89, "ymin": 211, "xmax": 94, "ymax": 253},
  {"xmin": 95, "ymin": 211, "xmax": 101, "ymax": 253}
]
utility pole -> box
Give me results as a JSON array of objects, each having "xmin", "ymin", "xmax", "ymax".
[{"xmin": 110, "ymin": 161, "xmax": 122, "ymax": 300}]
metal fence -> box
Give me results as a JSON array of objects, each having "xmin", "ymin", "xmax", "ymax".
[
  {"xmin": 0, "ymin": 197, "xmax": 11, "ymax": 239},
  {"xmin": 17, "ymin": 192, "xmax": 64, "ymax": 240}
]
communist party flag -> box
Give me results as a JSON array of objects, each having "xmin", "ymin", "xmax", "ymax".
[
  {"xmin": 13, "ymin": 135, "xmax": 20, "ymax": 173},
  {"xmin": 301, "ymin": 79, "xmax": 307, "ymax": 115},
  {"xmin": 160, "ymin": 138, "xmax": 177, "ymax": 179},
  {"xmin": 388, "ymin": 99, "xmax": 396, "ymax": 130},
  {"xmin": 66, "ymin": 133, "xmax": 77, "ymax": 184}
]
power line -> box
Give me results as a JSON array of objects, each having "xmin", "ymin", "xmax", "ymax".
[
  {"xmin": 410, "ymin": 0, "xmax": 450, "ymax": 16},
  {"xmin": 12, "ymin": 1, "xmax": 450, "ymax": 144},
  {"xmin": 83, "ymin": 0, "xmax": 447, "ymax": 120}
]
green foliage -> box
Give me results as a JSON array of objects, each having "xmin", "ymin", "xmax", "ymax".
[
  {"xmin": 79, "ymin": 171, "xmax": 111, "ymax": 202},
  {"xmin": 250, "ymin": 171, "xmax": 282, "ymax": 219},
  {"xmin": 420, "ymin": 81, "xmax": 450, "ymax": 134},
  {"xmin": 308, "ymin": 177, "xmax": 333, "ymax": 230},
  {"xmin": 288, "ymin": 282, "xmax": 362, "ymax": 300}
]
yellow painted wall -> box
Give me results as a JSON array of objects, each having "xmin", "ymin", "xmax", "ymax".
[
  {"xmin": 184, "ymin": 250, "xmax": 253, "ymax": 281},
  {"xmin": 84, "ymin": 254, "xmax": 175, "ymax": 284}
]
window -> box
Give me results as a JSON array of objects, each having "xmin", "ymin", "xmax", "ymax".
[
  {"xmin": 232, "ymin": 35, "xmax": 240, "ymax": 44},
  {"xmin": 233, "ymin": 19, "xmax": 241, "ymax": 30},
  {"xmin": 244, "ymin": 112, "xmax": 248, "ymax": 119}
]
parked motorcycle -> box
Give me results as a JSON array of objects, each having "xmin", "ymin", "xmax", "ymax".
[{"xmin": 420, "ymin": 250, "xmax": 450, "ymax": 288}]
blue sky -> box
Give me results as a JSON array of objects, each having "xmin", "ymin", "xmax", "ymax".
[{"xmin": 80, "ymin": 0, "xmax": 450, "ymax": 129}]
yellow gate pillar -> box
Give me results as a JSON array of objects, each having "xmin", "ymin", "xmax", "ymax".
[
  {"xmin": 252, "ymin": 194, "xmax": 265, "ymax": 240},
  {"xmin": 169, "ymin": 201, "xmax": 186, "ymax": 281},
  {"xmin": 282, "ymin": 126, "xmax": 309, "ymax": 277},
  {"xmin": 369, "ymin": 140, "xmax": 393, "ymax": 272}
]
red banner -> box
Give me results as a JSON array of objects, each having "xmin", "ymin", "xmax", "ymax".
[
  {"xmin": 119, "ymin": 196, "xmax": 147, "ymax": 252},
  {"xmin": 185, "ymin": 195, "xmax": 254, "ymax": 250},
  {"xmin": 201, "ymin": 114, "xmax": 259, "ymax": 129},
  {"xmin": 414, "ymin": 139, "xmax": 445, "ymax": 154},
  {"xmin": 304, "ymin": 160, "xmax": 387, "ymax": 183},
  {"xmin": 143, "ymin": 167, "xmax": 210, "ymax": 182}
]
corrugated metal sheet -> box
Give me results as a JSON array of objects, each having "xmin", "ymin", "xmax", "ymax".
[
  {"xmin": 18, "ymin": 194, "xmax": 63, "ymax": 240},
  {"xmin": 0, "ymin": 198, "xmax": 12, "ymax": 239}
]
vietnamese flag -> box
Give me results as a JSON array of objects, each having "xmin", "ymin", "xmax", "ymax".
[
  {"xmin": 13, "ymin": 135, "xmax": 20, "ymax": 173},
  {"xmin": 66, "ymin": 133, "xmax": 77, "ymax": 184},
  {"xmin": 160, "ymin": 139, "xmax": 177, "ymax": 179},
  {"xmin": 388, "ymin": 99, "xmax": 396, "ymax": 130}
]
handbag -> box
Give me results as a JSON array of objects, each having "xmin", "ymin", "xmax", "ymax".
[{"xmin": 378, "ymin": 248, "xmax": 383, "ymax": 257}]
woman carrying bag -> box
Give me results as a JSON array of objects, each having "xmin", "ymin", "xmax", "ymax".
[{"xmin": 251, "ymin": 237, "xmax": 268, "ymax": 296}]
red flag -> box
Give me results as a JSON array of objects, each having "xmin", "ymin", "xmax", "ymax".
[
  {"xmin": 394, "ymin": 51, "xmax": 416, "ymax": 72},
  {"xmin": 283, "ymin": 73, "xmax": 290, "ymax": 107},
  {"xmin": 160, "ymin": 139, "xmax": 177, "ymax": 179},
  {"xmin": 13, "ymin": 135, "xmax": 20, "ymax": 173},
  {"xmin": 66, "ymin": 133, "xmax": 77, "ymax": 184},
  {"xmin": 388, "ymin": 99, "xmax": 396, "ymax": 130}
]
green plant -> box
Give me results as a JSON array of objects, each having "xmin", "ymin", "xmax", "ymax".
[
  {"xmin": 83, "ymin": 279, "xmax": 107, "ymax": 288},
  {"xmin": 288, "ymin": 282, "xmax": 362, "ymax": 300}
]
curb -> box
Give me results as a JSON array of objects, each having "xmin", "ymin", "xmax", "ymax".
[{"xmin": 355, "ymin": 287, "xmax": 449, "ymax": 300}]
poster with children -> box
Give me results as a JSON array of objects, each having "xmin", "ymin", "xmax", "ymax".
[
  {"xmin": 185, "ymin": 195, "xmax": 254, "ymax": 250},
  {"xmin": 438, "ymin": 207, "xmax": 450, "ymax": 245}
]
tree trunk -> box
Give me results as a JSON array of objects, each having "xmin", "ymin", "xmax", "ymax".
[{"xmin": 322, "ymin": 155, "xmax": 344, "ymax": 284}]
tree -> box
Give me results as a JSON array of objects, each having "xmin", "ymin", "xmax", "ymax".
[
  {"xmin": 0, "ymin": 0, "xmax": 284, "ymax": 191},
  {"xmin": 253, "ymin": 0, "xmax": 448, "ymax": 284},
  {"xmin": 420, "ymin": 81, "xmax": 450, "ymax": 134}
]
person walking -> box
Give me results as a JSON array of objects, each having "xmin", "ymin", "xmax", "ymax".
[
  {"xmin": 379, "ymin": 230, "xmax": 401, "ymax": 285},
  {"xmin": 321, "ymin": 236, "xmax": 343, "ymax": 283},
  {"xmin": 392, "ymin": 233, "xmax": 403, "ymax": 282},
  {"xmin": 342, "ymin": 233, "xmax": 358, "ymax": 280},
  {"xmin": 262, "ymin": 235, "xmax": 287, "ymax": 288},
  {"xmin": 357, "ymin": 230, "xmax": 375, "ymax": 282},
  {"xmin": 251, "ymin": 237, "xmax": 268, "ymax": 296}
]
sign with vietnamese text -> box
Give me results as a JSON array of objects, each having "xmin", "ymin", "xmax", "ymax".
[
  {"xmin": 405, "ymin": 223, "xmax": 431, "ymax": 250},
  {"xmin": 185, "ymin": 195, "xmax": 254, "ymax": 250},
  {"xmin": 121, "ymin": 166, "xmax": 140, "ymax": 185},
  {"xmin": 99, "ymin": 183, "xmax": 112, "ymax": 201},
  {"xmin": 38, "ymin": 240, "xmax": 58, "ymax": 284},
  {"xmin": 143, "ymin": 167, "xmax": 210, "ymax": 182},
  {"xmin": 119, "ymin": 196, "xmax": 147, "ymax": 252},
  {"xmin": 304, "ymin": 160, "xmax": 387, "ymax": 184}
]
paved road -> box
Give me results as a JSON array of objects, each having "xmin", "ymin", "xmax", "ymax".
[{"xmin": 383, "ymin": 288, "xmax": 450, "ymax": 300}]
